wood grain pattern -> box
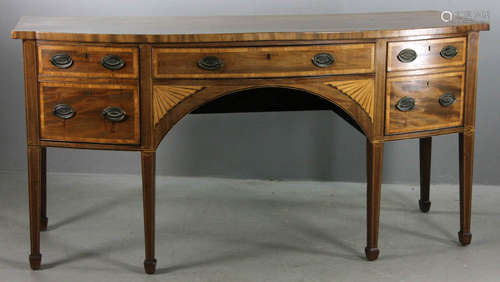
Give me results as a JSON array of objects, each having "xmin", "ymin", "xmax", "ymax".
[
  {"xmin": 373, "ymin": 39, "xmax": 388, "ymax": 138},
  {"xmin": 153, "ymin": 85, "xmax": 205, "ymax": 125},
  {"xmin": 365, "ymin": 140, "xmax": 383, "ymax": 261},
  {"xmin": 152, "ymin": 76, "xmax": 375, "ymax": 147},
  {"xmin": 40, "ymin": 147, "xmax": 47, "ymax": 231},
  {"xmin": 386, "ymin": 66, "xmax": 466, "ymax": 78},
  {"xmin": 140, "ymin": 45, "xmax": 154, "ymax": 150},
  {"xmin": 464, "ymin": 32, "xmax": 480, "ymax": 128},
  {"xmin": 141, "ymin": 151, "xmax": 156, "ymax": 274},
  {"xmin": 419, "ymin": 137, "xmax": 432, "ymax": 212},
  {"xmin": 11, "ymin": 11, "xmax": 489, "ymax": 43},
  {"xmin": 458, "ymin": 132, "xmax": 474, "ymax": 246},
  {"xmin": 325, "ymin": 79, "xmax": 374, "ymax": 120},
  {"xmin": 10, "ymin": 12, "xmax": 489, "ymax": 271},
  {"xmin": 388, "ymin": 37, "xmax": 466, "ymax": 71},
  {"xmin": 39, "ymin": 82, "xmax": 140, "ymax": 144},
  {"xmin": 27, "ymin": 145, "xmax": 42, "ymax": 270},
  {"xmin": 153, "ymin": 44, "xmax": 374, "ymax": 78},
  {"xmin": 38, "ymin": 45, "xmax": 138, "ymax": 79},
  {"xmin": 39, "ymin": 140, "xmax": 143, "ymax": 151},
  {"xmin": 386, "ymin": 72, "xmax": 464, "ymax": 135},
  {"xmin": 379, "ymin": 126, "xmax": 465, "ymax": 142},
  {"xmin": 23, "ymin": 40, "xmax": 40, "ymax": 145},
  {"xmin": 458, "ymin": 35, "xmax": 479, "ymax": 246}
]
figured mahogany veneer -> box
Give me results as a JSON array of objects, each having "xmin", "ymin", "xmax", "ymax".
[
  {"xmin": 153, "ymin": 85, "xmax": 205, "ymax": 125},
  {"xmin": 11, "ymin": 11, "xmax": 489, "ymax": 275},
  {"xmin": 153, "ymin": 44, "xmax": 375, "ymax": 78},
  {"xmin": 326, "ymin": 79, "xmax": 375, "ymax": 120},
  {"xmin": 386, "ymin": 72, "xmax": 465, "ymax": 134},
  {"xmin": 39, "ymin": 82, "xmax": 140, "ymax": 144},
  {"xmin": 38, "ymin": 45, "xmax": 138, "ymax": 79},
  {"xmin": 387, "ymin": 37, "xmax": 466, "ymax": 71},
  {"xmin": 152, "ymin": 77, "xmax": 375, "ymax": 128}
]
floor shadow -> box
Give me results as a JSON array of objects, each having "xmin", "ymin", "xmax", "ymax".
[
  {"xmin": 381, "ymin": 189, "xmax": 458, "ymax": 243},
  {"xmin": 28, "ymin": 182, "xmax": 495, "ymax": 274},
  {"xmin": 157, "ymin": 248, "xmax": 266, "ymax": 274},
  {"xmin": 156, "ymin": 238, "xmax": 359, "ymax": 274},
  {"xmin": 40, "ymin": 198, "xmax": 363, "ymax": 274},
  {"xmin": 47, "ymin": 194, "xmax": 133, "ymax": 231},
  {"xmin": 380, "ymin": 223, "xmax": 456, "ymax": 246},
  {"xmin": 282, "ymin": 215, "xmax": 364, "ymax": 259},
  {"xmin": 0, "ymin": 214, "xmax": 24, "ymax": 228},
  {"xmin": 42, "ymin": 231, "xmax": 143, "ymax": 271},
  {"xmin": 0, "ymin": 257, "xmax": 28, "ymax": 269}
]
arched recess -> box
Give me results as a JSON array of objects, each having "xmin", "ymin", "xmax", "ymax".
[{"xmin": 152, "ymin": 76, "xmax": 375, "ymax": 147}]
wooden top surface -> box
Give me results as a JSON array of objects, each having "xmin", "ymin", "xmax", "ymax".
[{"xmin": 12, "ymin": 11, "xmax": 489, "ymax": 43}]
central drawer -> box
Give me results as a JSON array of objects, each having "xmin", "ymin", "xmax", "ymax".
[
  {"xmin": 153, "ymin": 44, "xmax": 375, "ymax": 79},
  {"xmin": 39, "ymin": 82, "xmax": 140, "ymax": 144}
]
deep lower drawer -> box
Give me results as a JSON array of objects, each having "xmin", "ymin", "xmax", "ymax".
[
  {"xmin": 385, "ymin": 72, "xmax": 464, "ymax": 135},
  {"xmin": 39, "ymin": 82, "xmax": 140, "ymax": 144},
  {"xmin": 153, "ymin": 44, "xmax": 375, "ymax": 78}
]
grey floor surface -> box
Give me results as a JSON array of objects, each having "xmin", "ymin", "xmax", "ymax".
[{"xmin": 1, "ymin": 171, "xmax": 500, "ymax": 282}]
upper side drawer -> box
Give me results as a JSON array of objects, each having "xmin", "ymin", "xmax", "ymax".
[
  {"xmin": 153, "ymin": 44, "xmax": 375, "ymax": 79},
  {"xmin": 38, "ymin": 45, "xmax": 139, "ymax": 79},
  {"xmin": 387, "ymin": 37, "xmax": 466, "ymax": 71}
]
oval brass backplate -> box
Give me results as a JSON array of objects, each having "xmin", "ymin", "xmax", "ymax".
[
  {"xmin": 101, "ymin": 55, "xmax": 125, "ymax": 70},
  {"xmin": 397, "ymin": 49, "xmax": 417, "ymax": 63},
  {"xmin": 396, "ymin": 97, "xmax": 416, "ymax": 112},
  {"xmin": 440, "ymin": 45, "xmax": 458, "ymax": 59},
  {"xmin": 439, "ymin": 93, "xmax": 456, "ymax": 107},
  {"xmin": 50, "ymin": 54, "xmax": 73, "ymax": 69},
  {"xmin": 197, "ymin": 56, "xmax": 223, "ymax": 70},
  {"xmin": 53, "ymin": 104, "xmax": 76, "ymax": 119},
  {"xmin": 312, "ymin": 53, "xmax": 335, "ymax": 68}
]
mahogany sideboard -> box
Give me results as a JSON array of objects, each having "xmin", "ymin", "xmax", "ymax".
[{"xmin": 11, "ymin": 11, "xmax": 489, "ymax": 274}]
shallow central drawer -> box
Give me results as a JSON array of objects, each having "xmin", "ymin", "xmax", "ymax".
[
  {"xmin": 39, "ymin": 82, "xmax": 140, "ymax": 144},
  {"xmin": 153, "ymin": 44, "xmax": 375, "ymax": 79}
]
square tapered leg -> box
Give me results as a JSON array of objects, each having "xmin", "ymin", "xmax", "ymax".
[
  {"xmin": 28, "ymin": 146, "xmax": 42, "ymax": 269},
  {"xmin": 419, "ymin": 137, "xmax": 432, "ymax": 213},
  {"xmin": 141, "ymin": 151, "xmax": 156, "ymax": 274},
  {"xmin": 40, "ymin": 147, "xmax": 48, "ymax": 231},
  {"xmin": 458, "ymin": 133, "xmax": 474, "ymax": 245},
  {"xmin": 365, "ymin": 140, "xmax": 383, "ymax": 261}
]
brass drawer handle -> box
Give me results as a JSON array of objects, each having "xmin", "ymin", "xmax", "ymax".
[
  {"xmin": 440, "ymin": 45, "xmax": 458, "ymax": 59},
  {"xmin": 439, "ymin": 93, "xmax": 456, "ymax": 107},
  {"xmin": 312, "ymin": 53, "xmax": 335, "ymax": 68},
  {"xmin": 197, "ymin": 56, "xmax": 223, "ymax": 70},
  {"xmin": 50, "ymin": 54, "xmax": 73, "ymax": 69},
  {"xmin": 397, "ymin": 49, "xmax": 417, "ymax": 63},
  {"xmin": 101, "ymin": 55, "xmax": 125, "ymax": 70},
  {"xmin": 396, "ymin": 97, "xmax": 415, "ymax": 112},
  {"xmin": 53, "ymin": 104, "xmax": 76, "ymax": 119},
  {"xmin": 102, "ymin": 106, "xmax": 127, "ymax": 122}
]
